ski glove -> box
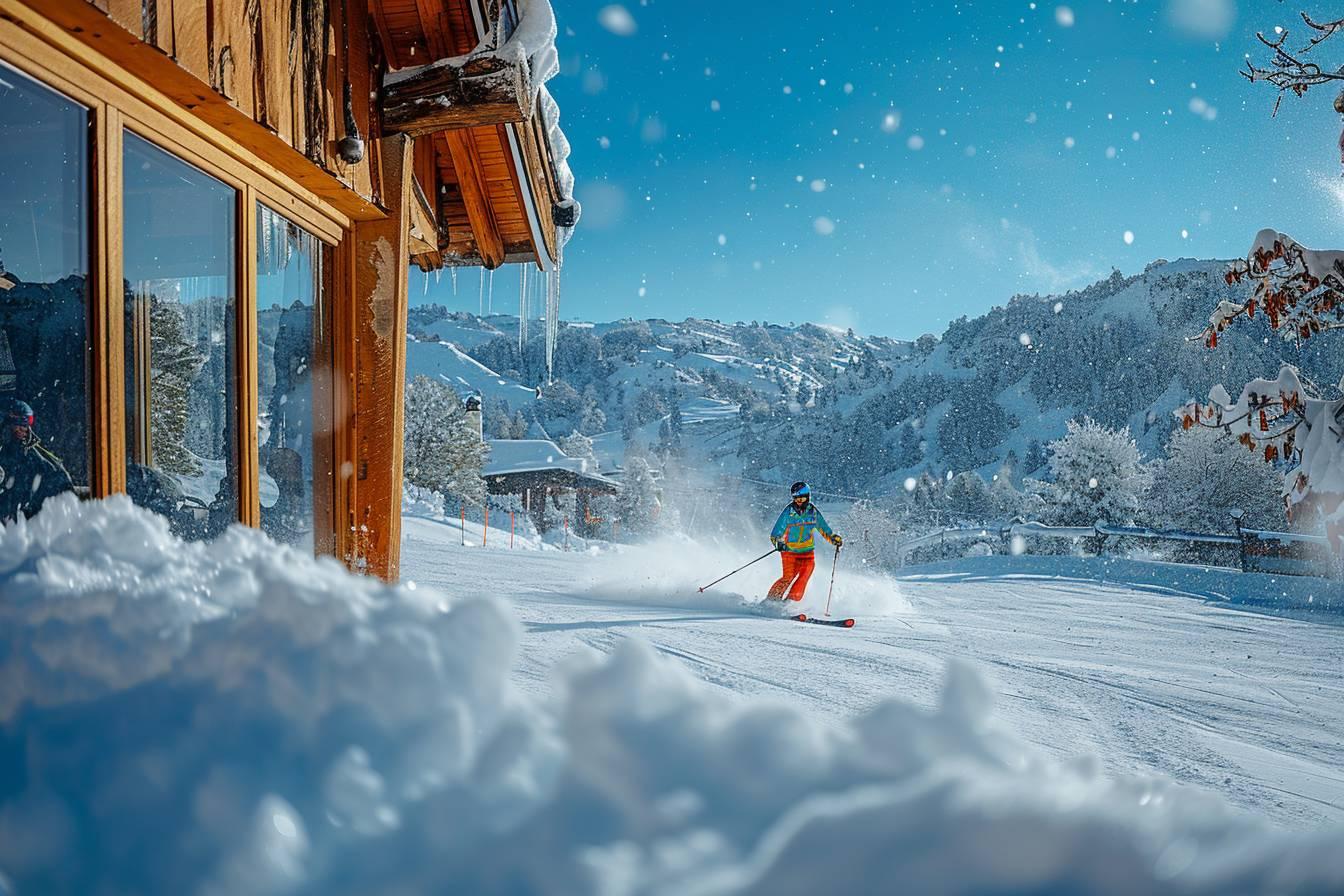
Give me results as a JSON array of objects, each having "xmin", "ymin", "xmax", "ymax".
[
  {"xmin": 773, "ymin": 539, "xmax": 786, "ymax": 552},
  {"xmin": 831, "ymin": 534, "xmax": 844, "ymax": 548}
]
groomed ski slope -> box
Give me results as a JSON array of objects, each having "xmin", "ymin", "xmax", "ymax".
[{"xmin": 402, "ymin": 517, "xmax": 1344, "ymax": 830}]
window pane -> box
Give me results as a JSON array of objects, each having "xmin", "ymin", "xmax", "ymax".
[
  {"xmin": 123, "ymin": 132, "xmax": 237, "ymax": 540},
  {"xmin": 0, "ymin": 63, "xmax": 89, "ymax": 524},
  {"xmin": 257, "ymin": 204, "xmax": 326, "ymax": 550}
]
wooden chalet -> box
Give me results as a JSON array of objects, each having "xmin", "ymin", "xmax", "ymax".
[
  {"xmin": 482, "ymin": 438, "xmax": 618, "ymax": 535},
  {"xmin": 0, "ymin": 0, "xmax": 575, "ymax": 580}
]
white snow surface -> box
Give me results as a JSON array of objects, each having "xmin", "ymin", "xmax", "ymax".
[{"xmin": 3, "ymin": 496, "xmax": 1344, "ymax": 894}]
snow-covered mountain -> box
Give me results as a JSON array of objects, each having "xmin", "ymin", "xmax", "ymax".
[{"xmin": 405, "ymin": 258, "xmax": 1344, "ymax": 496}]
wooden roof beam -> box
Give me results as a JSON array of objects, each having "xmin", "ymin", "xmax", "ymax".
[
  {"xmin": 444, "ymin": 129, "xmax": 506, "ymax": 269},
  {"xmin": 382, "ymin": 55, "xmax": 533, "ymax": 137}
]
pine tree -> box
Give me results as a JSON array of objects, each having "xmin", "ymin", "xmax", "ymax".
[
  {"xmin": 1023, "ymin": 439, "xmax": 1046, "ymax": 475},
  {"xmin": 147, "ymin": 294, "xmax": 206, "ymax": 477},
  {"xmin": 617, "ymin": 455, "xmax": 660, "ymax": 536},
  {"xmin": 403, "ymin": 375, "xmax": 488, "ymax": 506},
  {"xmin": 944, "ymin": 471, "xmax": 993, "ymax": 522}
]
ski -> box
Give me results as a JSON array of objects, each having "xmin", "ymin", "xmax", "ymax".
[{"xmin": 792, "ymin": 613, "xmax": 855, "ymax": 628}]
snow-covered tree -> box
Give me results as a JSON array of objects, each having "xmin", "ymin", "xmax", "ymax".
[
  {"xmin": 403, "ymin": 375, "xmax": 488, "ymax": 507},
  {"xmin": 1181, "ymin": 230, "xmax": 1344, "ymax": 550},
  {"xmin": 1147, "ymin": 426, "xmax": 1285, "ymax": 533},
  {"xmin": 616, "ymin": 455, "xmax": 660, "ymax": 536},
  {"xmin": 147, "ymin": 295, "xmax": 206, "ymax": 477},
  {"xmin": 944, "ymin": 471, "xmax": 993, "ymax": 523},
  {"xmin": 558, "ymin": 430, "xmax": 596, "ymax": 468},
  {"xmin": 1040, "ymin": 418, "xmax": 1150, "ymax": 527},
  {"xmin": 989, "ymin": 471, "xmax": 1024, "ymax": 519}
]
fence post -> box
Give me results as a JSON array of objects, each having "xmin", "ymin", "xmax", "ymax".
[
  {"xmin": 510, "ymin": 511, "xmax": 515, "ymax": 549},
  {"xmin": 460, "ymin": 505, "xmax": 466, "ymax": 546},
  {"xmin": 483, "ymin": 505, "xmax": 489, "ymax": 546},
  {"xmin": 564, "ymin": 517, "xmax": 569, "ymax": 551},
  {"xmin": 1230, "ymin": 509, "xmax": 1248, "ymax": 572}
]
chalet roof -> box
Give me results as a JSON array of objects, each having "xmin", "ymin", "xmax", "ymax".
[
  {"xmin": 483, "ymin": 439, "xmax": 618, "ymax": 489},
  {"xmin": 374, "ymin": 0, "xmax": 576, "ymax": 271}
]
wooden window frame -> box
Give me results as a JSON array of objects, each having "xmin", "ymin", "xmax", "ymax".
[{"xmin": 0, "ymin": 13, "xmax": 348, "ymax": 550}]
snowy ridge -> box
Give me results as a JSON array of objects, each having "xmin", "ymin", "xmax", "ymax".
[{"xmin": 3, "ymin": 496, "xmax": 1344, "ymax": 893}]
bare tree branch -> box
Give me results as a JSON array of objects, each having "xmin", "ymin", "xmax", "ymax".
[{"xmin": 1242, "ymin": 11, "xmax": 1344, "ymax": 112}]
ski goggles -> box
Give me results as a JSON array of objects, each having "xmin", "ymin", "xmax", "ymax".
[
  {"xmin": 791, "ymin": 488, "xmax": 810, "ymax": 499},
  {"xmin": 6, "ymin": 412, "xmax": 33, "ymax": 426}
]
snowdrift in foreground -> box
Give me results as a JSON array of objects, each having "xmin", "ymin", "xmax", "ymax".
[{"xmin": 2, "ymin": 496, "xmax": 1342, "ymax": 895}]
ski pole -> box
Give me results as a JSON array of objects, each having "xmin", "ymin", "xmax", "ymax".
[
  {"xmin": 698, "ymin": 548, "xmax": 777, "ymax": 593},
  {"xmin": 823, "ymin": 543, "xmax": 840, "ymax": 617}
]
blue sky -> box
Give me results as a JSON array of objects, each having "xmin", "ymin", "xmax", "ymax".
[{"xmin": 414, "ymin": 0, "xmax": 1344, "ymax": 340}]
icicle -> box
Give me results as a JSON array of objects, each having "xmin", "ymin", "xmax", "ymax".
[
  {"xmin": 479, "ymin": 269, "xmax": 485, "ymax": 317},
  {"xmin": 422, "ymin": 269, "xmax": 429, "ymax": 296},
  {"xmin": 519, "ymin": 264, "xmax": 529, "ymax": 351},
  {"xmin": 450, "ymin": 267, "xmax": 457, "ymax": 296},
  {"xmin": 488, "ymin": 269, "xmax": 495, "ymax": 314}
]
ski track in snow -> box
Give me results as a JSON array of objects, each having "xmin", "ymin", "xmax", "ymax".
[{"xmin": 401, "ymin": 517, "xmax": 1344, "ymax": 830}]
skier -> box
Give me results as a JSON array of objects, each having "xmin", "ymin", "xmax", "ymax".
[
  {"xmin": 0, "ymin": 398, "xmax": 74, "ymax": 524},
  {"xmin": 767, "ymin": 481, "xmax": 842, "ymax": 601}
]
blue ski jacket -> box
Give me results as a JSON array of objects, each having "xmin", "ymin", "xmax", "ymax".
[{"xmin": 770, "ymin": 502, "xmax": 837, "ymax": 554}]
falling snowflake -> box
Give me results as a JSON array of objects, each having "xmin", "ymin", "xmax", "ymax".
[
  {"xmin": 904, "ymin": 477, "xmax": 917, "ymax": 492},
  {"xmin": 881, "ymin": 111, "xmax": 901, "ymax": 133},
  {"xmin": 597, "ymin": 4, "xmax": 637, "ymax": 36},
  {"xmin": 1123, "ymin": 230, "xmax": 1134, "ymax": 245},
  {"xmin": 813, "ymin": 217, "xmax": 836, "ymax": 235},
  {"xmin": 1055, "ymin": 6, "xmax": 1075, "ymax": 27},
  {"xmin": 907, "ymin": 135, "xmax": 925, "ymax": 150},
  {"xmin": 810, "ymin": 179, "xmax": 827, "ymax": 193}
]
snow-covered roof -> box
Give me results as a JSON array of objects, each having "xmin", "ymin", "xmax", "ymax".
[{"xmin": 483, "ymin": 439, "xmax": 617, "ymax": 487}]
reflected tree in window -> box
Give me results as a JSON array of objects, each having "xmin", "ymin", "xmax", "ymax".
[{"xmin": 123, "ymin": 133, "xmax": 237, "ymax": 539}]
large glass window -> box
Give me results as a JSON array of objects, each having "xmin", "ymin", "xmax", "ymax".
[
  {"xmin": 123, "ymin": 132, "xmax": 237, "ymax": 539},
  {"xmin": 0, "ymin": 62, "xmax": 89, "ymax": 524},
  {"xmin": 257, "ymin": 204, "xmax": 327, "ymax": 549}
]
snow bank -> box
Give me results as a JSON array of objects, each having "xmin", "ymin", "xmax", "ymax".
[{"xmin": 3, "ymin": 496, "xmax": 1344, "ymax": 895}]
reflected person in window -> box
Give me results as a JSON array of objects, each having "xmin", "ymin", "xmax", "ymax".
[{"xmin": 0, "ymin": 398, "xmax": 73, "ymax": 523}]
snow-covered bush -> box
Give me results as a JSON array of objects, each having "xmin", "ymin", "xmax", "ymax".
[
  {"xmin": 1040, "ymin": 418, "xmax": 1151, "ymax": 527},
  {"xmin": 3, "ymin": 496, "xmax": 1344, "ymax": 894}
]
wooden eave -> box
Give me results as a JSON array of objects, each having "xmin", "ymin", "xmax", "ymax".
[
  {"xmin": 371, "ymin": 0, "xmax": 566, "ymax": 270},
  {"xmin": 14, "ymin": 0, "xmax": 382, "ymax": 225}
]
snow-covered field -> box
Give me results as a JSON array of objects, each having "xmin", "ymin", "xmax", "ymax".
[
  {"xmin": 4, "ymin": 496, "xmax": 1344, "ymax": 894},
  {"xmin": 402, "ymin": 518, "xmax": 1344, "ymax": 830}
]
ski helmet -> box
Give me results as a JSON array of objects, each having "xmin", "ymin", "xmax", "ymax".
[
  {"xmin": 4, "ymin": 399, "xmax": 33, "ymax": 427},
  {"xmin": 790, "ymin": 481, "xmax": 810, "ymax": 498}
]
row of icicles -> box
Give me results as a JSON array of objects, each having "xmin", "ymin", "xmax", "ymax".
[{"xmin": 434, "ymin": 261, "xmax": 562, "ymax": 384}]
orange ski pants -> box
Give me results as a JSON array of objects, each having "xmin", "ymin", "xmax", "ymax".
[{"xmin": 768, "ymin": 551, "xmax": 815, "ymax": 601}]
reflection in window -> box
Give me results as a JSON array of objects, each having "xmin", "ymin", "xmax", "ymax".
[
  {"xmin": 123, "ymin": 132, "xmax": 237, "ymax": 539},
  {"xmin": 0, "ymin": 63, "xmax": 88, "ymax": 523},
  {"xmin": 257, "ymin": 205, "xmax": 325, "ymax": 549}
]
